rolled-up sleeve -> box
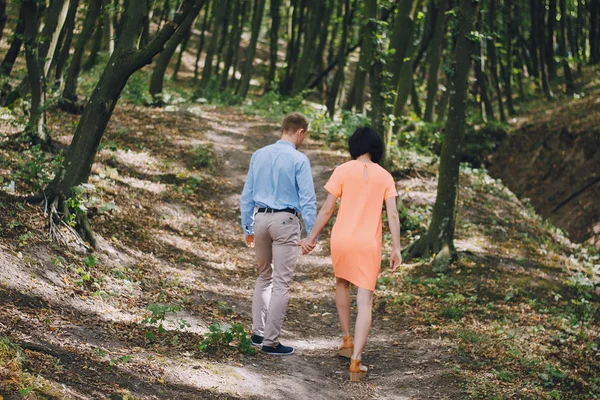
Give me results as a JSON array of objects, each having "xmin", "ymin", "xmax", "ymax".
[
  {"xmin": 296, "ymin": 157, "xmax": 317, "ymax": 235},
  {"xmin": 240, "ymin": 153, "xmax": 257, "ymax": 235}
]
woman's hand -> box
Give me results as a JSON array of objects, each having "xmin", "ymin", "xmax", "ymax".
[
  {"xmin": 389, "ymin": 247, "xmax": 402, "ymax": 272},
  {"xmin": 298, "ymin": 238, "xmax": 316, "ymax": 255}
]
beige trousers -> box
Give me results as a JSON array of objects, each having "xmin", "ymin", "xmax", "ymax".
[{"xmin": 252, "ymin": 211, "xmax": 301, "ymax": 347}]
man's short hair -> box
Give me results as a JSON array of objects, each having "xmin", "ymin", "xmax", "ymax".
[
  {"xmin": 348, "ymin": 127, "xmax": 383, "ymax": 163},
  {"xmin": 282, "ymin": 112, "xmax": 309, "ymax": 133}
]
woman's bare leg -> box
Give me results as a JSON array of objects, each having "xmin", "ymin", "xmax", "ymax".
[
  {"xmin": 335, "ymin": 278, "xmax": 351, "ymax": 336},
  {"xmin": 352, "ymin": 287, "xmax": 373, "ymax": 360}
]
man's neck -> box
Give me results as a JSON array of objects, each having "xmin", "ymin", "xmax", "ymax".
[{"xmin": 279, "ymin": 136, "xmax": 296, "ymax": 147}]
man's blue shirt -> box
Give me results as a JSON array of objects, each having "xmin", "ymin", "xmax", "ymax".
[{"xmin": 240, "ymin": 140, "xmax": 317, "ymax": 236}]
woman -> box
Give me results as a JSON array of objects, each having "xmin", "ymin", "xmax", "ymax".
[{"xmin": 299, "ymin": 127, "xmax": 402, "ymax": 381}]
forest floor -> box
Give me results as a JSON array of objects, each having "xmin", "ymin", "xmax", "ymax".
[{"xmin": 0, "ymin": 101, "xmax": 598, "ymax": 399}]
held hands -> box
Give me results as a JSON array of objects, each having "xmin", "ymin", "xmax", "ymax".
[
  {"xmin": 390, "ymin": 247, "xmax": 402, "ymax": 272},
  {"xmin": 298, "ymin": 238, "xmax": 316, "ymax": 255},
  {"xmin": 244, "ymin": 234, "xmax": 255, "ymax": 248}
]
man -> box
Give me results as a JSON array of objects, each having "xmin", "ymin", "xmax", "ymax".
[{"xmin": 240, "ymin": 112, "xmax": 317, "ymax": 355}]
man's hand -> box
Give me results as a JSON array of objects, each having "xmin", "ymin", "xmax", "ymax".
[
  {"xmin": 244, "ymin": 234, "xmax": 255, "ymax": 248},
  {"xmin": 390, "ymin": 247, "xmax": 402, "ymax": 272},
  {"xmin": 298, "ymin": 238, "xmax": 316, "ymax": 255}
]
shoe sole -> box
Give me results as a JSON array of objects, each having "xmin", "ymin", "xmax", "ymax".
[
  {"xmin": 338, "ymin": 347, "xmax": 353, "ymax": 358},
  {"xmin": 262, "ymin": 349, "xmax": 295, "ymax": 356},
  {"xmin": 251, "ymin": 341, "xmax": 263, "ymax": 347}
]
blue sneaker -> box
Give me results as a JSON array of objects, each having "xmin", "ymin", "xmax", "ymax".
[
  {"xmin": 261, "ymin": 343, "xmax": 294, "ymax": 356},
  {"xmin": 251, "ymin": 335, "xmax": 264, "ymax": 346}
]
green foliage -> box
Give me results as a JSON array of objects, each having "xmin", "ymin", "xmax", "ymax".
[
  {"xmin": 310, "ymin": 111, "xmax": 370, "ymax": 147},
  {"xmin": 122, "ymin": 71, "xmax": 152, "ymax": 105},
  {"xmin": 189, "ymin": 144, "xmax": 216, "ymax": 171},
  {"xmin": 242, "ymin": 91, "xmax": 312, "ymax": 120},
  {"xmin": 195, "ymin": 80, "xmax": 242, "ymax": 106},
  {"xmin": 11, "ymin": 145, "xmax": 64, "ymax": 193},
  {"xmin": 198, "ymin": 322, "xmax": 256, "ymax": 355},
  {"xmin": 142, "ymin": 304, "xmax": 190, "ymax": 341},
  {"xmin": 397, "ymin": 121, "xmax": 444, "ymax": 156}
]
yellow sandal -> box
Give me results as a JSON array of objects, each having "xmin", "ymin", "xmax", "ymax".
[
  {"xmin": 338, "ymin": 335, "xmax": 353, "ymax": 358},
  {"xmin": 349, "ymin": 358, "xmax": 368, "ymax": 381}
]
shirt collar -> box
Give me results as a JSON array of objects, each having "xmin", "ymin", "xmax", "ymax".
[{"xmin": 276, "ymin": 139, "xmax": 296, "ymax": 149}]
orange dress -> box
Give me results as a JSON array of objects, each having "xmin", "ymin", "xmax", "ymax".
[{"xmin": 324, "ymin": 160, "xmax": 398, "ymax": 291}]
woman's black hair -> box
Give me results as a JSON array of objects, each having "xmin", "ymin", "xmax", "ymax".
[{"xmin": 348, "ymin": 127, "xmax": 383, "ymax": 163}]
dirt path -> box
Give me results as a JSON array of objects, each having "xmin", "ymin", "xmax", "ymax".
[
  {"xmin": 1, "ymin": 105, "xmax": 462, "ymax": 399},
  {"xmin": 185, "ymin": 106, "xmax": 462, "ymax": 399}
]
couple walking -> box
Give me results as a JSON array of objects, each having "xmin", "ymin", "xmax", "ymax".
[{"xmin": 240, "ymin": 113, "xmax": 402, "ymax": 381}]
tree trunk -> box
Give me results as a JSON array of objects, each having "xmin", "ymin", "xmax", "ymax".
[
  {"xmin": 529, "ymin": 0, "xmax": 540, "ymax": 81},
  {"xmin": 366, "ymin": 0, "xmax": 386, "ymax": 159},
  {"xmin": 388, "ymin": 0, "xmax": 418, "ymax": 97},
  {"xmin": 193, "ymin": 0, "xmax": 212, "ymax": 81},
  {"xmin": 538, "ymin": 0, "xmax": 554, "ymax": 99},
  {"xmin": 327, "ymin": 0, "xmax": 343, "ymax": 66},
  {"xmin": 326, "ymin": 0, "xmax": 351, "ymax": 117},
  {"xmin": 313, "ymin": 0, "xmax": 332, "ymax": 99},
  {"xmin": 236, "ymin": 0, "xmax": 265, "ymax": 98},
  {"xmin": 150, "ymin": 1, "xmax": 204, "ymax": 104},
  {"xmin": 280, "ymin": 0, "xmax": 300, "ymax": 95},
  {"xmin": 503, "ymin": 0, "xmax": 516, "ymax": 115},
  {"xmin": 405, "ymin": 0, "xmax": 478, "ymax": 271},
  {"xmin": 199, "ymin": 0, "xmax": 227, "ymax": 90},
  {"xmin": 220, "ymin": 0, "xmax": 244, "ymax": 89},
  {"xmin": 140, "ymin": 0, "xmax": 152, "ymax": 48},
  {"xmin": 61, "ymin": 0, "xmax": 103, "ymax": 112},
  {"xmin": 474, "ymin": 6, "xmax": 494, "ymax": 121},
  {"xmin": 213, "ymin": 0, "xmax": 231, "ymax": 78},
  {"xmin": 265, "ymin": 0, "xmax": 281, "ymax": 92},
  {"xmin": 0, "ymin": 0, "xmax": 7, "ymax": 43},
  {"xmin": 0, "ymin": 4, "xmax": 25, "ymax": 77},
  {"xmin": 558, "ymin": 0, "xmax": 574, "ymax": 93},
  {"xmin": 53, "ymin": 0, "xmax": 80, "ymax": 89},
  {"xmin": 423, "ymin": 0, "xmax": 449, "ymax": 122},
  {"xmin": 546, "ymin": 0, "xmax": 558, "ymax": 80},
  {"xmin": 392, "ymin": 1, "xmax": 421, "ymax": 118},
  {"xmin": 39, "ymin": 0, "xmax": 198, "ymax": 248},
  {"xmin": 486, "ymin": 0, "xmax": 506, "ymax": 122},
  {"xmin": 103, "ymin": 0, "xmax": 115, "ymax": 55},
  {"xmin": 82, "ymin": 12, "xmax": 105, "ymax": 71},
  {"xmin": 171, "ymin": 19, "xmax": 193, "ymax": 80},
  {"xmin": 345, "ymin": 0, "xmax": 376, "ymax": 113},
  {"xmin": 291, "ymin": 0, "xmax": 325, "ymax": 95},
  {"xmin": 22, "ymin": 0, "xmax": 47, "ymax": 145},
  {"xmin": 39, "ymin": 0, "xmax": 71, "ymax": 78},
  {"xmin": 591, "ymin": 0, "xmax": 600, "ymax": 64},
  {"xmin": 229, "ymin": 0, "xmax": 250, "ymax": 88}
]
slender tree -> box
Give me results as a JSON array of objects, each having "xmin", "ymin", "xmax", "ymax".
[
  {"xmin": 558, "ymin": 0, "xmax": 575, "ymax": 93},
  {"xmin": 326, "ymin": 0, "xmax": 351, "ymax": 116},
  {"xmin": 265, "ymin": 0, "xmax": 281, "ymax": 92},
  {"xmin": 193, "ymin": 0, "xmax": 212, "ymax": 81},
  {"xmin": 34, "ymin": 0, "xmax": 199, "ymax": 247},
  {"xmin": 423, "ymin": 0, "xmax": 449, "ymax": 122},
  {"xmin": 0, "ymin": 4, "xmax": 25, "ymax": 77},
  {"xmin": 150, "ymin": 0, "xmax": 205, "ymax": 104},
  {"xmin": 0, "ymin": 0, "xmax": 7, "ymax": 42},
  {"xmin": 486, "ymin": 0, "xmax": 506, "ymax": 121},
  {"xmin": 237, "ymin": 0, "xmax": 266, "ymax": 98},
  {"xmin": 546, "ymin": 0, "xmax": 558, "ymax": 80},
  {"xmin": 61, "ymin": 0, "xmax": 103, "ymax": 113},
  {"xmin": 345, "ymin": 0, "xmax": 376, "ymax": 113},
  {"xmin": 199, "ymin": 0, "xmax": 227, "ymax": 90},
  {"xmin": 405, "ymin": 0, "xmax": 479, "ymax": 270},
  {"xmin": 22, "ymin": 0, "xmax": 46, "ymax": 145},
  {"xmin": 503, "ymin": 0, "xmax": 516, "ymax": 115},
  {"xmin": 591, "ymin": 0, "xmax": 599, "ymax": 64},
  {"xmin": 52, "ymin": 0, "xmax": 80, "ymax": 88}
]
